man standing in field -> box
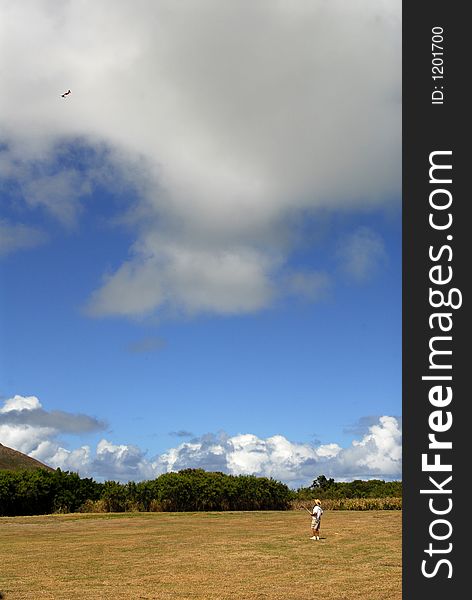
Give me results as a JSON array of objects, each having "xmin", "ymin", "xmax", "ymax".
[{"xmin": 310, "ymin": 499, "xmax": 323, "ymax": 540}]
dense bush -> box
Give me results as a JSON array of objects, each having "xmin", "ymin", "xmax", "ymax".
[
  {"xmin": 158, "ymin": 470, "xmax": 292, "ymax": 511},
  {"xmin": 0, "ymin": 469, "xmax": 101, "ymax": 516},
  {"xmin": 294, "ymin": 475, "xmax": 402, "ymax": 500},
  {"xmin": 0, "ymin": 469, "xmax": 401, "ymax": 516},
  {"xmin": 0, "ymin": 468, "xmax": 292, "ymax": 516}
]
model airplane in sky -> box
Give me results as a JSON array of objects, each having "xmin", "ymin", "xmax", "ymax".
[{"xmin": 61, "ymin": 90, "xmax": 71, "ymax": 98}]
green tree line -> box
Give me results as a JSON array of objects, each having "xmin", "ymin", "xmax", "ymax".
[
  {"xmin": 0, "ymin": 470, "xmax": 401, "ymax": 516},
  {"xmin": 0, "ymin": 468, "xmax": 292, "ymax": 516},
  {"xmin": 294, "ymin": 474, "xmax": 402, "ymax": 500}
]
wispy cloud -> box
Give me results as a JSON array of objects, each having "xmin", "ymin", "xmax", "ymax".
[
  {"xmin": 169, "ymin": 430, "xmax": 194, "ymax": 438},
  {"xmin": 0, "ymin": 141, "xmax": 141, "ymax": 229},
  {"xmin": 343, "ymin": 415, "xmax": 402, "ymax": 436},
  {"xmin": 337, "ymin": 227, "xmax": 388, "ymax": 282},
  {"xmin": 126, "ymin": 336, "xmax": 167, "ymax": 354},
  {"xmin": 0, "ymin": 407, "xmax": 106, "ymax": 433},
  {"xmin": 0, "ymin": 219, "xmax": 48, "ymax": 257},
  {"xmin": 284, "ymin": 271, "xmax": 331, "ymax": 302}
]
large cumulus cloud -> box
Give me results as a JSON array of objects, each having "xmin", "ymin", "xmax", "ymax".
[
  {"xmin": 0, "ymin": 395, "xmax": 105, "ymax": 470},
  {"xmin": 0, "ymin": 0, "xmax": 401, "ymax": 318},
  {"xmin": 156, "ymin": 418, "xmax": 401, "ymax": 485},
  {"xmin": 1, "ymin": 395, "xmax": 401, "ymax": 485}
]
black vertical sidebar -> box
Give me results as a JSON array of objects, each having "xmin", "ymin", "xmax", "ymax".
[{"xmin": 403, "ymin": 1, "xmax": 469, "ymax": 597}]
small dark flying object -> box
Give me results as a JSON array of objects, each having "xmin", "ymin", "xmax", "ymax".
[{"xmin": 61, "ymin": 90, "xmax": 71, "ymax": 98}]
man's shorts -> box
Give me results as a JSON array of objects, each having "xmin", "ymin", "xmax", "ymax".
[{"xmin": 311, "ymin": 517, "xmax": 321, "ymax": 529}]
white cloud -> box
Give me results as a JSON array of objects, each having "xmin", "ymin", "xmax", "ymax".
[
  {"xmin": 30, "ymin": 442, "xmax": 92, "ymax": 474},
  {"xmin": 1, "ymin": 396, "xmax": 401, "ymax": 485},
  {"xmin": 0, "ymin": 394, "xmax": 105, "ymax": 456},
  {"xmin": 0, "ymin": 395, "xmax": 41, "ymax": 413},
  {"xmin": 0, "ymin": 395, "xmax": 54, "ymax": 454},
  {"xmin": 155, "ymin": 418, "xmax": 401, "ymax": 485},
  {"xmin": 85, "ymin": 239, "xmax": 277, "ymax": 317},
  {"xmin": 92, "ymin": 440, "xmax": 157, "ymax": 481},
  {"xmin": 0, "ymin": 394, "xmax": 106, "ymax": 432},
  {"xmin": 0, "ymin": 0, "xmax": 401, "ymax": 317},
  {"xmin": 325, "ymin": 415, "xmax": 402, "ymax": 478}
]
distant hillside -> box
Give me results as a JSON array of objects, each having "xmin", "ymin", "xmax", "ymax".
[{"xmin": 0, "ymin": 443, "xmax": 54, "ymax": 472}]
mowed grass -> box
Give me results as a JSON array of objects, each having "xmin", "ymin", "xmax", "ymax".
[{"xmin": 0, "ymin": 510, "xmax": 401, "ymax": 600}]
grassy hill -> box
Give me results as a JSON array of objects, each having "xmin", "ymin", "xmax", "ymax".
[{"xmin": 0, "ymin": 443, "xmax": 54, "ymax": 472}]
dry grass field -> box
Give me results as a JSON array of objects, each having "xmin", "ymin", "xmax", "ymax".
[{"xmin": 0, "ymin": 510, "xmax": 401, "ymax": 600}]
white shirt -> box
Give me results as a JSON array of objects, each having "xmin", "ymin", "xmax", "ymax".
[{"xmin": 312, "ymin": 505, "xmax": 323, "ymax": 519}]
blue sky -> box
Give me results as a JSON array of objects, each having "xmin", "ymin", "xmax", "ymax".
[{"xmin": 0, "ymin": 0, "xmax": 401, "ymax": 486}]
